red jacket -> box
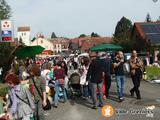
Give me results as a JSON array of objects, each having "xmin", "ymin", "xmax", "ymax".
[{"xmin": 54, "ymin": 67, "xmax": 65, "ymax": 80}]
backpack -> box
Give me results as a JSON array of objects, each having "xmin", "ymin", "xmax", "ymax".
[{"xmin": 123, "ymin": 62, "xmax": 130, "ymax": 74}]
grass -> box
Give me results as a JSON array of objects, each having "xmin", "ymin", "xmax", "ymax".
[
  {"xmin": 145, "ymin": 66, "xmax": 160, "ymax": 80},
  {"xmin": 0, "ymin": 84, "xmax": 9, "ymax": 97}
]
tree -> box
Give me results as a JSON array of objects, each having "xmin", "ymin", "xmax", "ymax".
[
  {"xmin": 79, "ymin": 34, "xmax": 87, "ymax": 38},
  {"xmin": 31, "ymin": 37, "xmax": 36, "ymax": 42},
  {"xmin": 145, "ymin": 13, "xmax": 152, "ymax": 22},
  {"xmin": 91, "ymin": 32, "xmax": 100, "ymax": 37},
  {"xmin": 0, "ymin": 0, "xmax": 12, "ymax": 82},
  {"xmin": 19, "ymin": 37, "xmax": 25, "ymax": 45},
  {"xmin": 113, "ymin": 16, "xmax": 133, "ymax": 50},
  {"xmin": 51, "ymin": 32, "xmax": 57, "ymax": 38},
  {"xmin": 0, "ymin": 0, "xmax": 11, "ymax": 19}
]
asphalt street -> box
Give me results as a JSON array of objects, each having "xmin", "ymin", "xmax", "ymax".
[{"xmin": 46, "ymin": 77, "xmax": 160, "ymax": 120}]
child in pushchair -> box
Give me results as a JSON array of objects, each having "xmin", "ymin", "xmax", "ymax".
[{"xmin": 68, "ymin": 71, "xmax": 81, "ymax": 98}]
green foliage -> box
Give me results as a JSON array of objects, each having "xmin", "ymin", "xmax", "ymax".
[
  {"xmin": 51, "ymin": 32, "xmax": 57, "ymax": 38},
  {"xmin": 31, "ymin": 37, "xmax": 36, "ymax": 42},
  {"xmin": 0, "ymin": 43, "xmax": 13, "ymax": 67},
  {"xmin": 91, "ymin": 32, "xmax": 100, "ymax": 37},
  {"xmin": 145, "ymin": 66, "xmax": 160, "ymax": 80},
  {"xmin": 0, "ymin": 0, "xmax": 11, "ymax": 19},
  {"xmin": 0, "ymin": 84, "xmax": 9, "ymax": 97},
  {"xmin": 113, "ymin": 16, "xmax": 133, "ymax": 50},
  {"xmin": 145, "ymin": 13, "xmax": 152, "ymax": 22},
  {"xmin": 79, "ymin": 34, "xmax": 87, "ymax": 38}
]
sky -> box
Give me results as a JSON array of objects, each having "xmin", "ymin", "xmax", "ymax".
[{"xmin": 7, "ymin": 0, "xmax": 160, "ymax": 38}]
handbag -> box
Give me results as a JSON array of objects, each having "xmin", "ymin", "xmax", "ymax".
[
  {"xmin": 32, "ymin": 78, "xmax": 51, "ymax": 110},
  {"xmin": 43, "ymin": 98, "xmax": 51, "ymax": 110}
]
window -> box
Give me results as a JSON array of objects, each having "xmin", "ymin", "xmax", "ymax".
[{"xmin": 62, "ymin": 45, "xmax": 65, "ymax": 49}]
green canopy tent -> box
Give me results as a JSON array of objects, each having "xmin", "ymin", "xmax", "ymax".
[
  {"xmin": 15, "ymin": 45, "xmax": 45, "ymax": 59},
  {"xmin": 89, "ymin": 43, "xmax": 123, "ymax": 52}
]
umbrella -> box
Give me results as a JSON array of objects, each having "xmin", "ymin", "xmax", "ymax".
[
  {"xmin": 89, "ymin": 44, "xmax": 123, "ymax": 52},
  {"xmin": 15, "ymin": 45, "xmax": 45, "ymax": 59}
]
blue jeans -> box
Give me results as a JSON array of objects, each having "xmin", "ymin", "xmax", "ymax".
[
  {"xmin": 54, "ymin": 80, "xmax": 67, "ymax": 106},
  {"xmin": 90, "ymin": 82, "xmax": 104, "ymax": 107},
  {"xmin": 81, "ymin": 85, "xmax": 89, "ymax": 97},
  {"xmin": 116, "ymin": 76, "xmax": 125, "ymax": 98}
]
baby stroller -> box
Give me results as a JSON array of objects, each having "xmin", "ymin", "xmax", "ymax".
[{"xmin": 68, "ymin": 71, "xmax": 81, "ymax": 98}]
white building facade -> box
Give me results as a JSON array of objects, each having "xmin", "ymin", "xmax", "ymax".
[
  {"xmin": 50, "ymin": 38, "xmax": 69, "ymax": 53},
  {"xmin": 17, "ymin": 27, "xmax": 31, "ymax": 46},
  {"xmin": 30, "ymin": 37, "xmax": 54, "ymax": 51}
]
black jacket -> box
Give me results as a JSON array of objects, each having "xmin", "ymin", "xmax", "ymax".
[{"xmin": 86, "ymin": 58, "xmax": 105, "ymax": 84}]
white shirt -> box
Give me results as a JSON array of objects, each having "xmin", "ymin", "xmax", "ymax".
[{"xmin": 0, "ymin": 68, "xmax": 3, "ymax": 75}]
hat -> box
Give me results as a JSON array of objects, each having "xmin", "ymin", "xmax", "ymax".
[{"xmin": 89, "ymin": 52, "xmax": 97, "ymax": 58}]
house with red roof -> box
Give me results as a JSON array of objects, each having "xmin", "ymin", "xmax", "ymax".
[
  {"xmin": 70, "ymin": 36, "xmax": 113, "ymax": 52},
  {"xmin": 132, "ymin": 22, "xmax": 160, "ymax": 50}
]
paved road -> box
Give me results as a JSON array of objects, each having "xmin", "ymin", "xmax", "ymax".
[{"xmin": 46, "ymin": 77, "xmax": 160, "ymax": 120}]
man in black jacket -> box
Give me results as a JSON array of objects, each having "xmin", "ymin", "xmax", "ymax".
[
  {"xmin": 87, "ymin": 52, "xmax": 105, "ymax": 109},
  {"xmin": 129, "ymin": 50, "xmax": 143, "ymax": 99},
  {"xmin": 99, "ymin": 52, "xmax": 112, "ymax": 98}
]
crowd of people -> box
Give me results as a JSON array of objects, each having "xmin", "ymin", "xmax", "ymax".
[{"xmin": 0, "ymin": 50, "xmax": 145, "ymax": 120}]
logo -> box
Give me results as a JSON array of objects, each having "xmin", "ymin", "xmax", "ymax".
[
  {"xmin": 1, "ymin": 20, "xmax": 12, "ymax": 30},
  {"xmin": 101, "ymin": 105, "xmax": 114, "ymax": 118},
  {"xmin": 145, "ymin": 105, "xmax": 155, "ymax": 118}
]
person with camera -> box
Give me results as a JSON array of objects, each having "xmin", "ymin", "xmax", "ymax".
[
  {"xmin": 113, "ymin": 51, "xmax": 125, "ymax": 102},
  {"xmin": 129, "ymin": 50, "xmax": 144, "ymax": 99}
]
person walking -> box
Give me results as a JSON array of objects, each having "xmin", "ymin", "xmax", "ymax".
[
  {"xmin": 80, "ymin": 57, "xmax": 90, "ymax": 99},
  {"xmin": 4, "ymin": 73, "xmax": 35, "ymax": 120},
  {"xmin": 86, "ymin": 52, "xmax": 105, "ymax": 109},
  {"xmin": 28, "ymin": 64, "xmax": 47, "ymax": 120},
  {"xmin": 113, "ymin": 51, "xmax": 125, "ymax": 102},
  {"xmin": 53, "ymin": 62, "xmax": 67, "ymax": 108},
  {"xmin": 99, "ymin": 52, "xmax": 112, "ymax": 98},
  {"xmin": 129, "ymin": 50, "xmax": 143, "ymax": 99}
]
